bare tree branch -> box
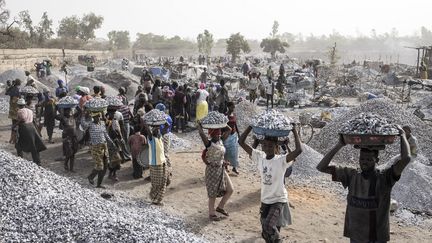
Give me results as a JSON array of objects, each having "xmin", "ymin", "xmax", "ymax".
[{"xmin": 0, "ymin": 19, "xmax": 18, "ymax": 37}]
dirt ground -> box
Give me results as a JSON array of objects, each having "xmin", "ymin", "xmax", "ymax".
[{"xmin": 0, "ymin": 112, "xmax": 431, "ymax": 243}]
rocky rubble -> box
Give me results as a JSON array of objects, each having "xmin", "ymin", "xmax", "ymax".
[{"xmin": 0, "ymin": 150, "xmax": 206, "ymax": 242}]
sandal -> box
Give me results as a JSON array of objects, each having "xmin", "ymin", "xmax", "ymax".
[
  {"xmin": 216, "ymin": 207, "xmax": 229, "ymax": 216},
  {"xmin": 209, "ymin": 214, "xmax": 222, "ymax": 221}
]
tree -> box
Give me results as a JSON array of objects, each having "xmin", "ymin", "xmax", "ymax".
[
  {"xmin": 420, "ymin": 26, "xmax": 432, "ymax": 44},
  {"xmin": 260, "ymin": 38, "xmax": 289, "ymax": 60},
  {"xmin": 107, "ymin": 30, "xmax": 130, "ymax": 49},
  {"xmin": 328, "ymin": 42, "xmax": 340, "ymax": 66},
  {"xmin": 57, "ymin": 16, "xmax": 81, "ymax": 39},
  {"xmin": 271, "ymin": 20, "xmax": 279, "ymax": 38},
  {"xmin": 0, "ymin": 0, "xmax": 19, "ymax": 37},
  {"xmin": 79, "ymin": 13, "xmax": 103, "ymax": 41},
  {"xmin": 197, "ymin": 29, "xmax": 214, "ymax": 56},
  {"xmin": 36, "ymin": 12, "xmax": 54, "ymax": 45},
  {"xmin": 18, "ymin": 10, "xmax": 36, "ymax": 41},
  {"xmin": 57, "ymin": 13, "xmax": 103, "ymax": 42},
  {"xmin": 0, "ymin": 0, "xmax": 9, "ymax": 25},
  {"xmin": 226, "ymin": 33, "xmax": 250, "ymax": 63}
]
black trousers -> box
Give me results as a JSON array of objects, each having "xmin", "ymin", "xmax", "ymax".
[{"xmin": 132, "ymin": 157, "xmax": 143, "ymax": 178}]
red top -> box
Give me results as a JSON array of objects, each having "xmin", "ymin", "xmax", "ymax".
[{"xmin": 227, "ymin": 114, "xmax": 237, "ymax": 134}]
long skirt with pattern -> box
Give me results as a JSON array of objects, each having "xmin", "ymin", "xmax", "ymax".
[
  {"xmin": 90, "ymin": 143, "xmax": 109, "ymax": 171},
  {"xmin": 205, "ymin": 165, "xmax": 226, "ymax": 198},
  {"xmin": 107, "ymin": 139, "xmax": 122, "ymax": 170},
  {"xmin": 149, "ymin": 164, "xmax": 167, "ymax": 203}
]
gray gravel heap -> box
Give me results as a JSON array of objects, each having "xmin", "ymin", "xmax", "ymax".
[
  {"xmin": 309, "ymin": 98, "xmax": 432, "ymax": 166},
  {"xmin": 0, "ymin": 150, "xmax": 206, "ymax": 242},
  {"xmin": 0, "ymin": 97, "xmax": 10, "ymax": 114},
  {"xmin": 0, "ymin": 69, "xmax": 27, "ymax": 84},
  {"xmin": 385, "ymin": 155, "xmax": 432, "ymax": 215},
  {"xmin": 234, "ymin": 101, "xmax": 258, "ymax": 133},
  {"xmin": 166, "ymin": 133, "xmax": 191, "ymax": 151}
]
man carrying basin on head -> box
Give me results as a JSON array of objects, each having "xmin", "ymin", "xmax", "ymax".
[{"xmin": 316, "ymin": 125, "xmax": 411, "ymax": 243}]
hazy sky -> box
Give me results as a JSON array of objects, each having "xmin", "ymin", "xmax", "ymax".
[{"xmin": 5, "ymin": 0, "xmax": 432, "ymax": 40}]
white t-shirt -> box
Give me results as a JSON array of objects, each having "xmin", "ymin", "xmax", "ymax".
[
  {"xmin": 197, "ymin": 89, "xmax": 209, "ymax": 103},
  {"xmin": 114, "ymin": 111, "xmax": 124, "ymax": 121},
  {"xmin": 265, "ymin": 81, "xmax": 273, "ymax": 95},
  {"xmin": 251, "ymin": 149, "xmax": 292, "ymax": 204},
  {"xmin": 248, "ymin": 78, "xmax": 259, "ymax": 90}
]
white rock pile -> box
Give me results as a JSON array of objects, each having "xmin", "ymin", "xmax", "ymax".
[{"xmin": 0, "ymin": 150, "xmax": 207, "ymax": 242}]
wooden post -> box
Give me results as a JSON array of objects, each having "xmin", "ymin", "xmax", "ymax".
[{"xmin": 416, "ymin": 49, "xmax": 420, "ymax": 77}]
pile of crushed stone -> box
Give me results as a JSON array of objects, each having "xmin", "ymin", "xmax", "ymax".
[
  {"xmin": 0, "ymin": 69, "xmax": 27, "ymax": 84},
  {"xmin": 0, "ymin": 97, "xmax": 9, "ymax": 114},
  {"xmin": 90, "ymin": 69, "xmax": 140, "ymax": 99},
  {"xmin": 234, "ymin": 101, "xmax": 258, "ymax": 133},
  {"xmin": 380, "ymin": 155, "xmax": 432, "ymax": 215},
  {"xmin": 167, "ymin": 133, "xmax": 191, "ymax": 151},
  {"xmin": 68, "ymin": 75, "xmax": 118, "ymax": 97},
  {"xmin": 0, "ymin": 150, "xmax": 206, "ymax": 242},
  {"xmin": 309, "ymin": 98, "xmax": 432, "ymax": 166}
]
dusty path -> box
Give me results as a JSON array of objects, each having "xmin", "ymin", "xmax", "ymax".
[{"xmin": 0, "ymin": 114, "xmax": 430, "ymax": 243}]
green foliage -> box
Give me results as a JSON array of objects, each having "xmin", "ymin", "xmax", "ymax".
[
  {"xmin": 79, "ymin": 13, "xmax": 103, "ymax": 41},
  {"xmin": 226, "ymin": 33, "xmax": 250, "ymax": 62},
  {"xmin": 57, "ymin": 16, "xmax": 80, "ymax": 39},
  {"xmin": 108, "ymin": 30, "xmax": 130, "ymax": 50},
  {"xmin": 271, "ymin": 20, "xmax": 279, "ymax": 38},
  {"xmin": 133, "ymin": 33, "xmax": 195, "ymax": 51},
  {"xmin": 260, "ymin": 38, "xmax": 289, "ymax": 59},
  {"xmin": 197, "ymin": 29, "xmax": 214, "ymax": 56},
  {"xmin": 18, "ymin": 10, "xmax": 36, "ymax": 43},
  {"xmin": 36, "ymin": 12, "xmax": 54, "ymax": 45},
  {"xmin": 57, "ymin": 13, "xmax": 103, "ymax": 41}
]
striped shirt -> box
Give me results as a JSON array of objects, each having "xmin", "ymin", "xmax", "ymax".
[
  {"xmin": 81, "ymin": 120, "xmax": 111, "ymax": 145},
  {"xmin": 118, "ymin": 105, "xmax": 131, "ymax": 123},
  {"xmin": 148, "ymin": 135, "xmax": 166, "ymax": 166}
]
